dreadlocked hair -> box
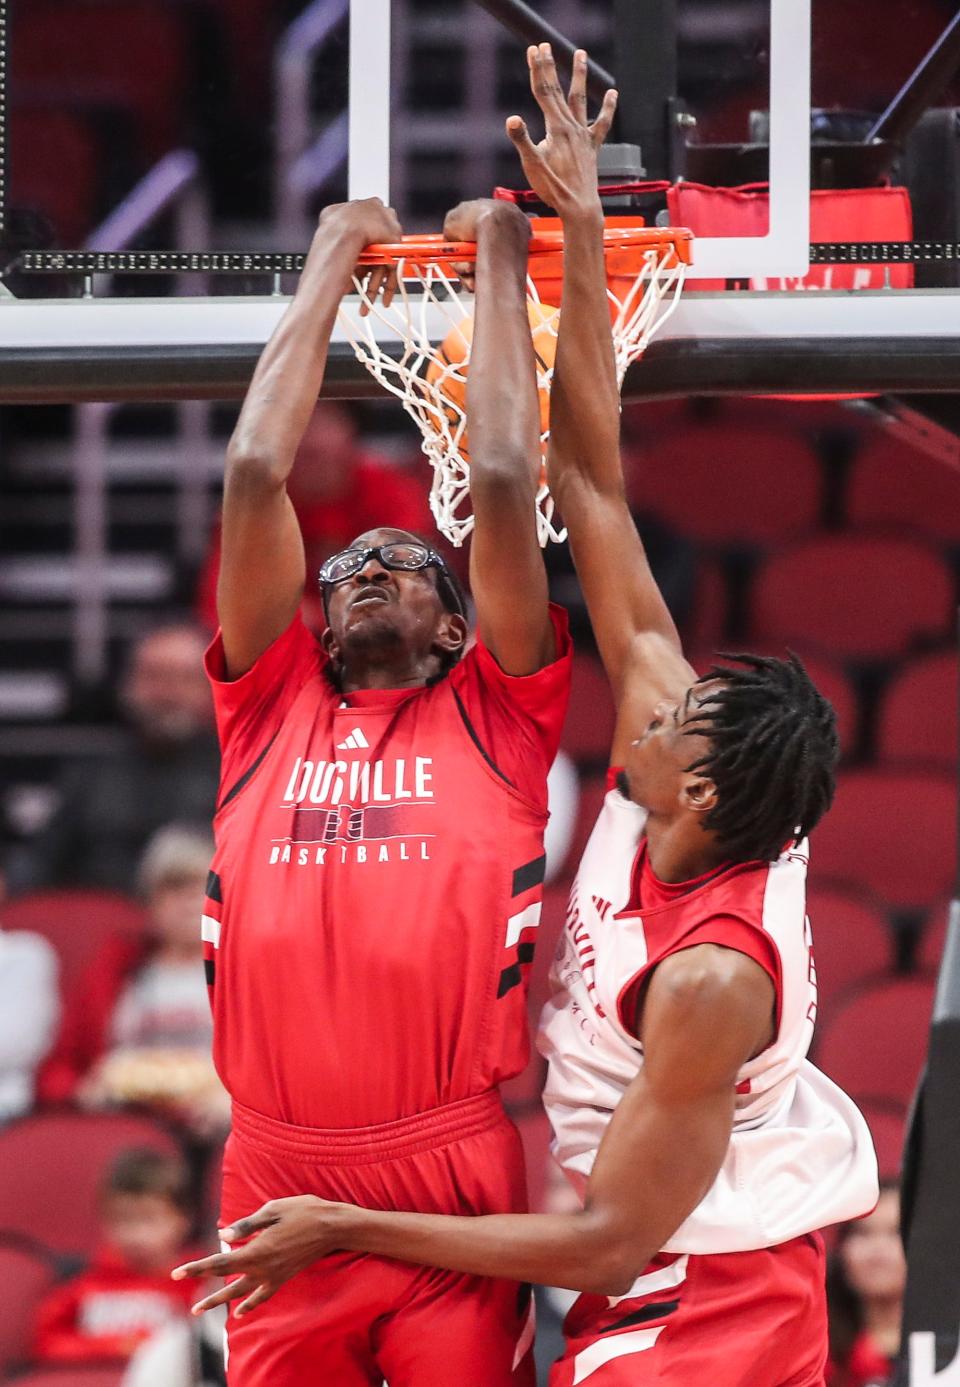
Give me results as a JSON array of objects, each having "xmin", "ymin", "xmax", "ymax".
[{"xmin": 683, "ymin": 651, "xmax": 839, "ymax": 864}]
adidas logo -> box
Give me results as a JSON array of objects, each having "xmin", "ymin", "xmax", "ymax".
[{"xmin": 336, "ymin": 728, "xmax": 370, "ymax": 751}]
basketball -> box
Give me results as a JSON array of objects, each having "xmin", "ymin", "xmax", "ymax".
[{"xmin": 425, "ymin": 300, "xmax": 559, "ymax": 458}]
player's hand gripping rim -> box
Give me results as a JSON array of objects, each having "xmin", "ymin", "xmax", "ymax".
[
  {"xmin": 172, "ymin": 1195, "xmax": 339, "ymax": 1319},
  {"xmin": 507, "ymin": 43, "xmax": 618, "ymax": 218}
]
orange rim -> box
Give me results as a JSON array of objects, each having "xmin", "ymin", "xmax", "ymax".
[{"xmin": 355, "ymin": 218, "xmax": 693, "ymax": 277}]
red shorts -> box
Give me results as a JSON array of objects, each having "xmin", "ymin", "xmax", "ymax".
[
  {"xmin": 221, "ymin": 1091, "xmax": 536, "ymax": 1387},
  {"xmin": 550, "ymin": 1233, "xmax": 827, "ymax": 1387}
]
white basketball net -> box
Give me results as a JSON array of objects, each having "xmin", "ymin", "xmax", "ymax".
[{"xmin": 338, "ymin": 243, "xmax": 687, "ymax": 547}]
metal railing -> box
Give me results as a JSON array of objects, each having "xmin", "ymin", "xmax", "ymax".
[
  {"xmin": 274, "ymin": 0, "xmax": 351, "ymax": 247},
  {"xmin": 72, "ymin": 152, "xmax": 213, "ymax": 682}
]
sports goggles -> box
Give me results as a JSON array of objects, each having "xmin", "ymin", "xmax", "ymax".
[{"xmin": 318, "ymin": 542, "xmax": 466, "ymax": 617}]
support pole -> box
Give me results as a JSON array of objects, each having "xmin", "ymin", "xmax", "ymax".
[
  {"xmin": 471, "ymin": 0, "xmax": 616, "ymax": 102},
  {"xmin": 868, "ymin": 10, "xmax": 960, "ymax": 146},
  {"xmin": 613, "ymin": 0, "xmax": 678, "ymax": 179}
]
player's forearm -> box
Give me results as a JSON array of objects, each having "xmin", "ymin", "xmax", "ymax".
[
  {"xmin": 547, "ymin": 205, "xmax": 623, "ymax": 509},
  {"xmin": 227, "ymin": 222, "xmax": 363, "ymax": 485},
  {"xmin": 333, "ymin": 1203, "xmax": 643, "ymax": 1297},
  {"xmin": 467, "ymin": 207, "xmax": 541, "ymax": 497}
]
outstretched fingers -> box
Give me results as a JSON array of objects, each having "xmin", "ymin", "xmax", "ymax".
[
  {"xmin": 527, "ymin": 43, "xmax": 568, "ymax": 125},
  {"xmin": 235, "ymin": 1281, "xmax": 278, "ymax": 1318},
  {"xmin": 567, "ymin": 49, "xmax": 588, "ymax": 123},
  {"xmin": 590, "ymin": 88, "xmax": 619, "ymax": 148},
  {"xmin": 190, "ymin": 1275, "xmax": 257, "ymax": 1317}
]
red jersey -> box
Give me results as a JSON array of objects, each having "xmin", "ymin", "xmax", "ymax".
[
  {"xmin": 33, "ymin": 1246, "xmax": 196, "ymax": 1362},
  {"xmin": 203, "ymin": 608, "xmax": 571, "ymax": 1128}
]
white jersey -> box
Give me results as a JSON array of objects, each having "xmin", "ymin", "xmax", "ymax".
[{"xmin": 538, "ymin": 785, "xmax": 879, "ymax": 1255}]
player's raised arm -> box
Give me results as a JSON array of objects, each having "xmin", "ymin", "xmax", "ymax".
[
  {"xmin": 442, "ymin": 199, "xmax": 556, "ymax": 675},
  {"xmin": 218, "ymin": 198, "xmax": 401, "ymax": 678},
  {"xmin": 508, "ymin": 45, "xmax": 695, "ymax": 711}
]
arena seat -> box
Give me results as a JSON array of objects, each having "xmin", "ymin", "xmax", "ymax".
[
  {"xmin": 0, "ymin": 890, "xmax": 147, "ymax": 1000},
  {"xmin": 3, "ymin": 1368, "xmax": 126, "ymax": 1387},
  {"xmin": 562, "ymin": 655, "xmax": 616, "ymax": 762},
  {"xmin": 807, "ymin": 883, "xmax": 895, "ymax": 1020},
  {"xmin": 685, "ymin": 556, "xmax": 730, "ymax": 652},
  {"xmin": 847, "ymin": 433, "xmax": 960, "ymax": 545},
  {"xmin": 917, "ymin": 899, "xmax": 952, "ymax": 973},
  {"xmin": 855, "ymin": 1100, "xmax": 906, "ymax": 1183},
  {"xmin": 810, "ymin": 769, "xmax": 956, "ymax": 911},
  {"xmin": 13, "ymin": 2, "xmax": 190, "ymax": 159},
  {"xmin": 8, "ymin": 107, "xmax": 100, "ymax": 247},
  {"xmin": 0, "ymin": 1238, "xmax": 56, "ymax": 1377},
  {"xmin": 748, "ymin": 534, "xmax": 955, "ymax": 660},
  {"xmin": 626, "ymin": 425, "xmax": 823, "ymax": 545},
  {"xmin": 815, "ymin": 976, "xmax": 935, "ymax": 1110},
  {"xmin": 877, "ymin": 651, "xmax": 958, "ymax": 770},
  {"xmin": 0, "ymin": 1112, "xmax": 181, "ymax": 1258}
]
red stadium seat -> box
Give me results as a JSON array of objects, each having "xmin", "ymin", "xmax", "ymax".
[
  {"xmin": 0, "ymin": 1238, "xmax": 56, "ymax": 1376},
  {"xmin": 8, "ymin": 107, "xmax": 100, "ymax": 247},
  {"xmin": 855, "ymin": 1100, "xmax": 906, "ymax": 1183},
  {"xmin": 917, "ymin": 899, "xmax": 953, "ymax": 973},
  {"xmin": 807, "ymin": 883, "xmax": 895, "ymax": 1019},
  {"xmin": 0, "ymin": 1112, "xmax": 181, "ymax": 1257},
  {"xmin": 1, "ymin": 890, "xmax": 147, "ymax": 999},
  {"xmin": 626, "ymin": 426, "xmax": 823, "ymax": 545},
  {"xmin": 4, "ymin": 1368, "xmax": 125, "ymax": 1387},
  {"xmin": 815, "ymin": 976, "xmax": 934, "ymax": 1110},
  {"xmin": 877, "ymin": 652, "xmax": 959, "ymax": 770},
  {"xmin": 810, "ymin": 769, "xmax": 956, "ymax": 911},
  {"xmin": 13, "ymin": 2, "xmax": 190, "ymax": 159},
  {"xmin": 685, "ymin": 556, "xmax": 730, "ymax": 651},
  {"xmin": 562, "ymin": 656, "xmax": 615, "ymax": 762},
  {"xmin": 847, "ymin": 432, "xmax": 960, "ymax": 545},
  {"xmin": 749, "ymin": 534, "xmax": 954, "ymax": 660}
]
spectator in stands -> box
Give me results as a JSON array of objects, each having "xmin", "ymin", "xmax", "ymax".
[
  {"xmin": 196, "ymin": 401, "xmax": 433, "ymax": 632},
  {"xmin": 5, "ymin": 624, "xmax": 219, "ymax": 894},
  {"xmin": 827, "ymin": 1181, "xmax": 905, "ymax": 1387},
  {"xmin": 32, "ymin": 1148, "xmax": 199, "ymax": 1365},
  {"xmin": 122, "ymin": 1303, "xmax": 227, "ymax": 1387},
  {"xmin": 0, "ymin": 867, "xmax": 59, "ymax": 1122},
  {"xmin": 39, "ymin": 826, "xmax": 228, "ymax": 1140}
]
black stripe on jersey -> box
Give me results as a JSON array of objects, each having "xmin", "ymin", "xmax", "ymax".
[
  {"xmin": 206, "ymin": 870, "xmax": 222, "ymax": 904},
  {"xmin": 497, "ymin": 942, "xmax": 536, "ymax": 998},
  {"xmin": 451, "ymin": 687, "xmax": 514, "ymax": 788},
  {"xmin": 512, "ymin": 854, "xmax": 546, "ymax": 897},
  {"xmin": 218, "ymin": 731, "xmax": 278, "ymax": 811},
  {"xmin": 204, "ymin": 958, "xmax": 216, "ymax": 987},
  {"xmin": 601, "ymin": 1300, "xmax": 680, "ymax": 1334}
]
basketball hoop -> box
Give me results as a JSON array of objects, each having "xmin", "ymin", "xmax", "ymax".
[{"xmin": 338, "ymin": 218, "xmax": 693, "ymax": 547}]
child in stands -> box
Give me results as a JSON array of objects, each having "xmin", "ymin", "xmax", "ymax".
[{"xmin": 33, "ymin": 1148, "xmax": 199, "ymax": 1364}]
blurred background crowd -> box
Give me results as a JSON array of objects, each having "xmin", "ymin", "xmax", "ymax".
[{"xmin": 4, "ymin": 0, "xmax": 960, "ymax": 1383}]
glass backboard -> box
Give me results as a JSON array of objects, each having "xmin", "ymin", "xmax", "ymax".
[{"xmin": 2, "ymin": 0, "xmax": 960, "ymax": 401}]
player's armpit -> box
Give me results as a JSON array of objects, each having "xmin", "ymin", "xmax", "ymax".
[
  {"xmin": 610, "ymin": 630, "xmax": 698, "ymax": 765},
  {"xmin": 581, "ymin": 945, "xmax": 775, "ymax": 1291}
]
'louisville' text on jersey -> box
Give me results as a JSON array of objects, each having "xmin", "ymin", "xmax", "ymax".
[{"xmin": 281, "ymin": 755, "xmax": 434, "ymax": 806}]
